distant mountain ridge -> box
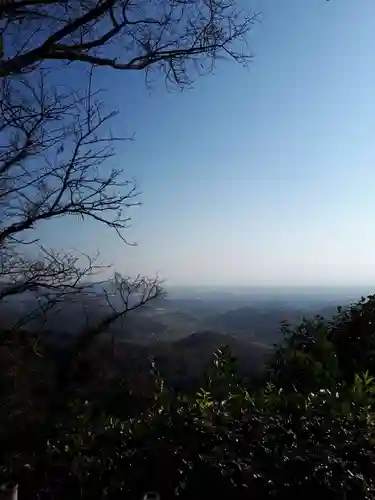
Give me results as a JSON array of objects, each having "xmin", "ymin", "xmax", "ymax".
[
  {"xmin": 0, "ymin": 284, "xmax": 343, "ymax": 346},
  {"xmin": 89, "ymin": 330, "xmax": 272, "ymax": 392},
  {"xmin": 0, "ymin": 285, "xmax": 351, "ymax": 390},
  {"xmin": 207, "ymin": 304, "xmax": 339, "ymax": 344}
]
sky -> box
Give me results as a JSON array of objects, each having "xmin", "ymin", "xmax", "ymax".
[{"xmin": 37, "ymin": 0, "xmax": 375, "ymax": 288}]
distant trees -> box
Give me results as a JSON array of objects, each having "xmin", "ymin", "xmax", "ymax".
[{"xmin": 0, "ymin": 0, "xmax": 258, "ymax": 345}]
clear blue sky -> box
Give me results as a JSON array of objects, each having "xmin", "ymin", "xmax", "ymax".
[{"xmin": 37, "ymin": 0, "xmax": 375, "ymax": 287}]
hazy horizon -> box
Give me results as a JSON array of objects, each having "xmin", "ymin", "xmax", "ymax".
[
  {"xmin": 164, "ymin": 283, "xmax": 375, "ymax": 302},
  {"xmin": 35, "ymin": 0, "xmax": 375, "ymax": 288}
]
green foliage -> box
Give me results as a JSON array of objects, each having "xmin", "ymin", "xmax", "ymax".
[
  {"xmin": 330, "ymin": 295, "xmax": 375, "ymax": 382},
  {"xmin": 3, "ymin": 296, "xmax": 375, "ymax": 498}
]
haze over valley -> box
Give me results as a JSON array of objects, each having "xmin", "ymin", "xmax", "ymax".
[{"xmin": 1, "ymin": 283, "xmax": 371, "ymax": 389}]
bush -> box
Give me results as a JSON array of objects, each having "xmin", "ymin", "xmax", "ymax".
[{"xmin": 2, "ymin": 297, "xmax": 375, "ymax": 499}]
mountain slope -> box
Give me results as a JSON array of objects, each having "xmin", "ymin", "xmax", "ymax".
[{"xmin": 208, "ymin": 304, "xmax": 339, "ymax": 344}]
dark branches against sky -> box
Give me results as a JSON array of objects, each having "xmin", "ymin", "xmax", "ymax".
[
  {"xmin": 0, "ymin": 0, "xmax": 258, "ymax": 86},
  {"xmin": 0, "ymin": 0, "xmax": 255, "ymax": 356}
]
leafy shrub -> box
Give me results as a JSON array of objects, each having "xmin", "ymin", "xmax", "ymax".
[{"xmin": 2, "ymin": 297, "xmax": 375, "ymax": 499}]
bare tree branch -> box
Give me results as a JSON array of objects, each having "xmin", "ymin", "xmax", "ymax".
[
  {"xmin": 0, "ymin": 68, "xmax": 144, "ymax": 337},
  {"xmin": 0, "ymin": 72, "xmax": 139, "ymax": 249},
  {"xmin": 75, "ymin": 273, "xmax": 164, "ymax": 354},
  {"xmin": 53, "ymin": 272, "xmax": 164, "ymax": 390},
  {"xmin": 0, "ymin": 0, "xmax": 256, "ymax": 362},
  {"xmin": 0, "ymin": 0, "xmax": 259, "ymax": 86}
]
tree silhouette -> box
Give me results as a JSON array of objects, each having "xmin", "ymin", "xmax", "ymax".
[
  {"xmin": 0, "ymin": 0, "xmax": 258, "ymax": 85},
  {"xmin": 0, "ymin": 0, "xmax": 256, "ymax": 360}
]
